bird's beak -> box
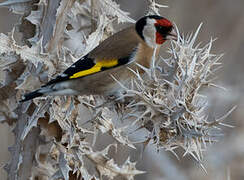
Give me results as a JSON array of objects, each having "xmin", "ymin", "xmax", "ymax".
[{"xmin": 167, "ymin": 28, "xmax": 178, "ymax": 41}]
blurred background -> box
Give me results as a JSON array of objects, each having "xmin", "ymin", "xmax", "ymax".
[{"xmin": 1, "ymin": 0, "xmax": 244, "ymax": 179}]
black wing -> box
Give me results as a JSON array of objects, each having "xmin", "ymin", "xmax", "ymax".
[{"xmin": 43, "ymin": 55, "xmax": 131, "ymax": 87}]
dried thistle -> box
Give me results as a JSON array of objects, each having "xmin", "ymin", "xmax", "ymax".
[{"xmin": 0, "ymin": 0, "xmax": 234, "ymax": 179}]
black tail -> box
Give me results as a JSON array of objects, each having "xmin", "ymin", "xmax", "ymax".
[{"xmin": 20, "ymin": 90, "xmax": 44, "ymax": 102}]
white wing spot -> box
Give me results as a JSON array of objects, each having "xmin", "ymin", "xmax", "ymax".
[{"xmin": 60, "ymin": 73, "xmax": 68, "ymax": 77}]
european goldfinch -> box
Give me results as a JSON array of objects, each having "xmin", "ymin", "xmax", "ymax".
[{"xmin": 20, "ymin": 15, "xmax": 176, "ymax": 102}]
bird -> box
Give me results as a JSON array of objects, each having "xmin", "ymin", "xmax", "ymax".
[{"xmin": 20, "ymin": 15, "xmax": 176, "ymax": 102}]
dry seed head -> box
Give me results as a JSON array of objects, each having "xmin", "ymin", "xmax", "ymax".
[{"xmin": 113, "ymin": 24, "xmax": 234, "ymax": 163}]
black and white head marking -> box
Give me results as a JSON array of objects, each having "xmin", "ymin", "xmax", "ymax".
[{"xmin": 136, "ymin": 16, "xmax": 157, "ymax": 48}]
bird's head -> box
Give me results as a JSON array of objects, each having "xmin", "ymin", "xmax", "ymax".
[{"xmin": 135, "ymin": 15, "xmax": 176, "ymax": 48}]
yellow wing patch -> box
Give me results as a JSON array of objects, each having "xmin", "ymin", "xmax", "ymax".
[{"xmin": 69, "ymin": 59, "xmax": 118, "ymax": 79}]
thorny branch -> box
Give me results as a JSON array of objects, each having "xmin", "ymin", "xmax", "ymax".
[{"xmin": 0, "ymin": 0, "xmax": 233, "ymax": 179}]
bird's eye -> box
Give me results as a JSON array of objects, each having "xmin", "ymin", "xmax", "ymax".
[
  {"xmin": 157, "ymin": 26, "xmax": 161, "ymax": 29},
  {"xmin": 156, "ymin": 25, "xmax": 173, "ymax": 35},
  {"xmin": 156, "ymin": 25, "xmax": 166, "ymax": 33}
]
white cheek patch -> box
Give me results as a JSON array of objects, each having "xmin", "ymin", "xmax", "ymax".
[{"xmin": 142, "ymin": 18, "xmax": 157, "ymax": 48}]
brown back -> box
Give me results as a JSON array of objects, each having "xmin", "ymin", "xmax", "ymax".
[{"xmin": 88, "ymin": 26, "xmax": 143, "ymax": 60}]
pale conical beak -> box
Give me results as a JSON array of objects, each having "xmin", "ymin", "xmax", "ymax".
[{"xmin": 167, "ymin": 28, "xmax": 178, "ymax": 41}]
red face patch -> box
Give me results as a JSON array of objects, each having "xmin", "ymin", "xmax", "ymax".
[
  {"xmin": 156, "ymin": 32, "xmax": 166, "ymax": 44},
  {"xmin": 154, "ymin": 18, "xmax": 173, "ymax": 44},
  {"xmin": 155, "ymin": 18, "xmax": 173, "ymax": 27}
]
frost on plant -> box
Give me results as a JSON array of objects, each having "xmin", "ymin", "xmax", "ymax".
[{"xmin": 0, "ymin": 0, "xmax": 233, "ymax": 179}]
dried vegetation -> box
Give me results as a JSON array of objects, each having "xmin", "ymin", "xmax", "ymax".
[{"xmin": 0, "ymin": 0, "xmax": 233, "ymax": 179}]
